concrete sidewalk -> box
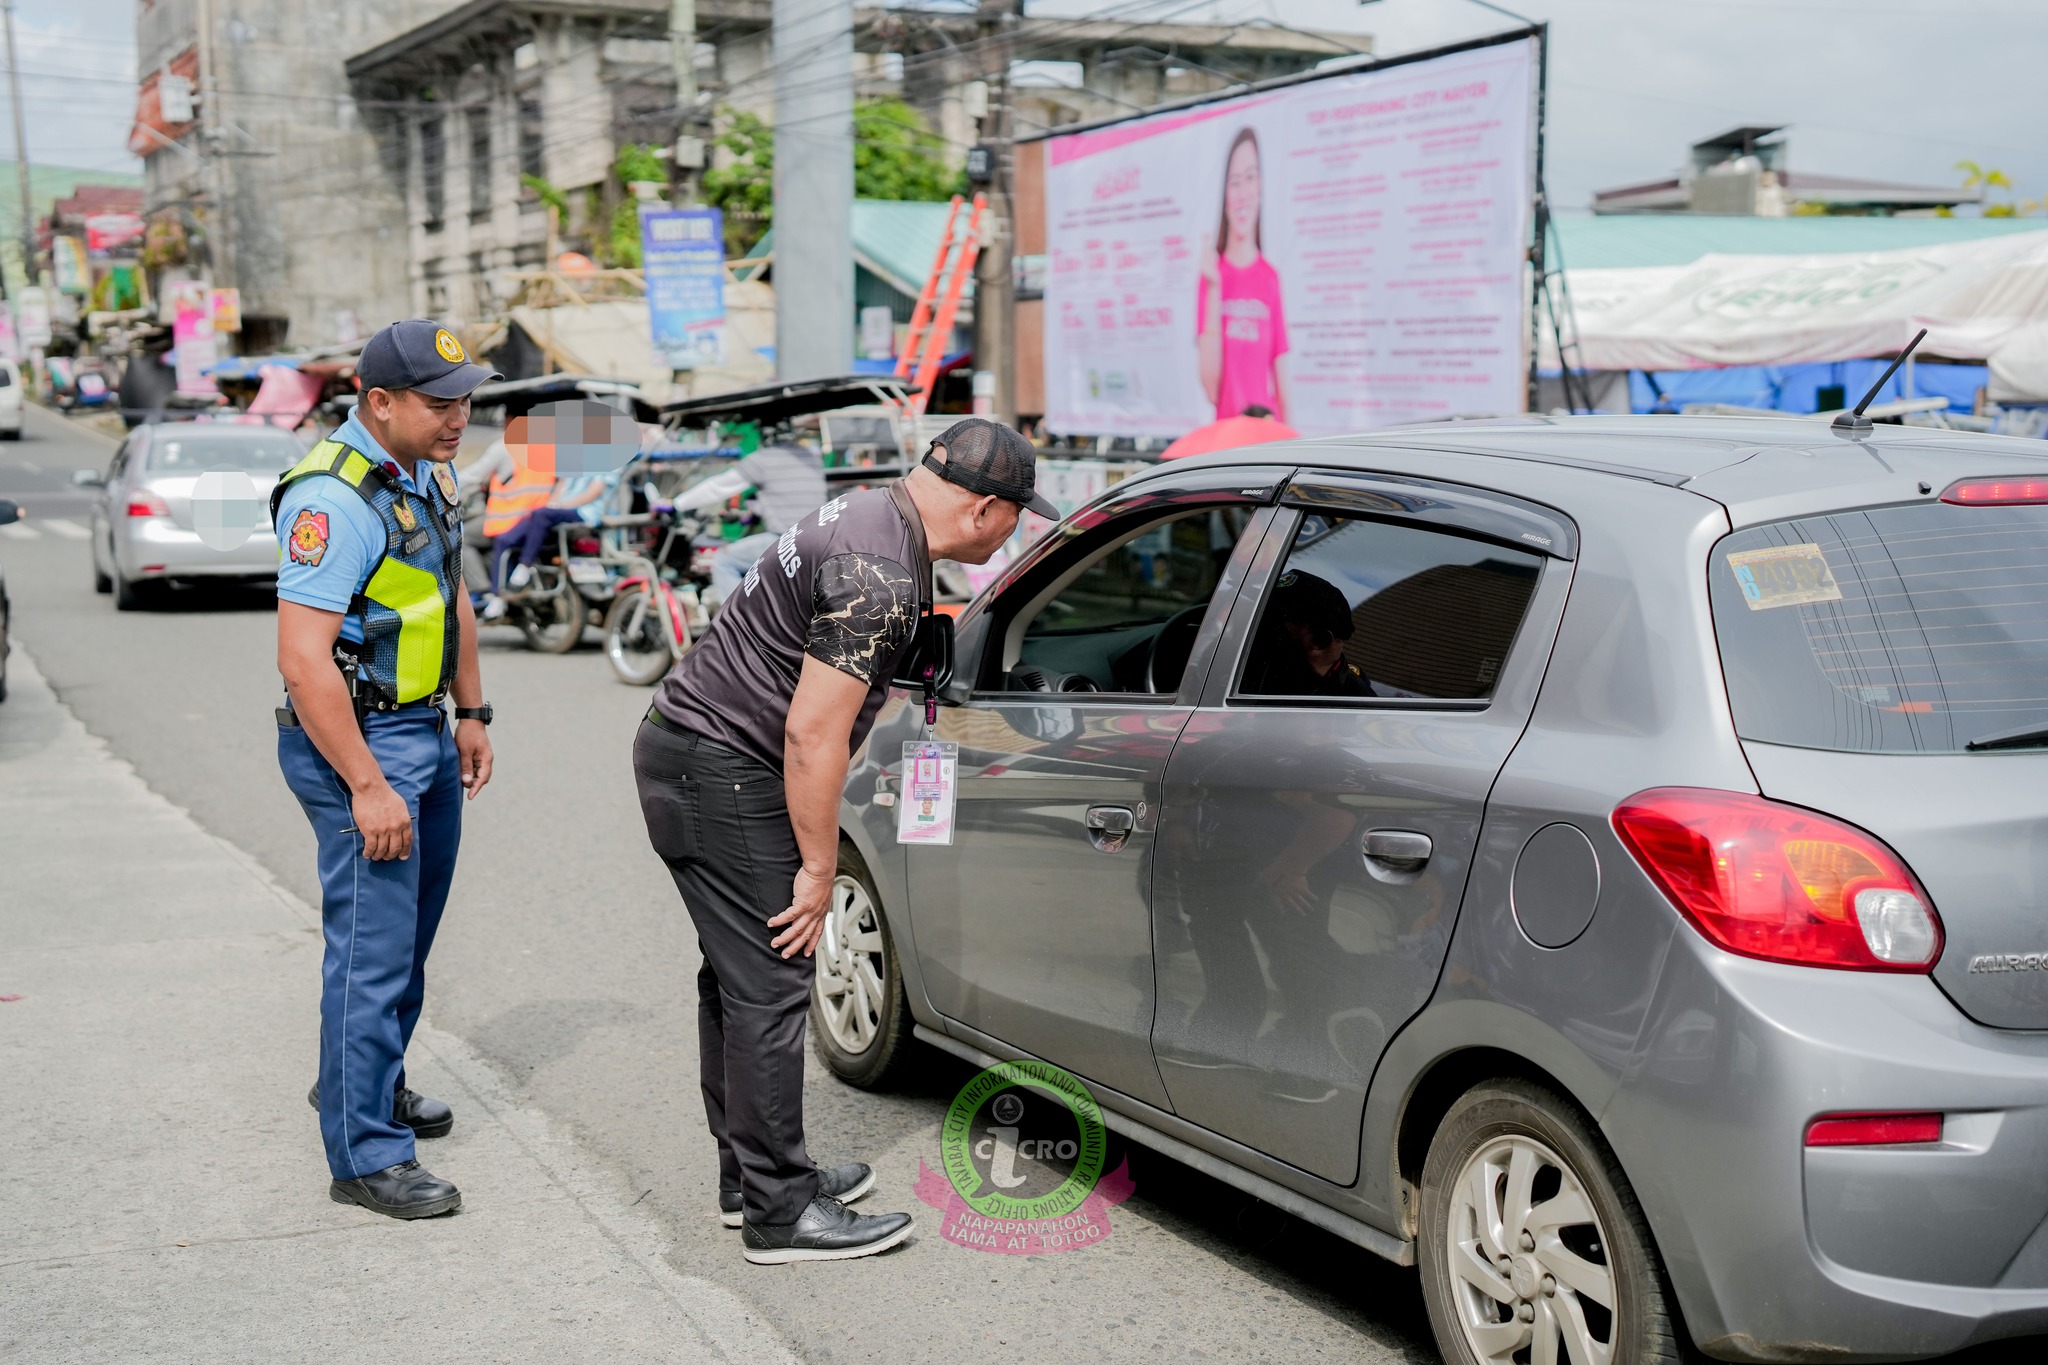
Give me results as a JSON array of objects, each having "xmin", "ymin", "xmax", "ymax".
[{"xmin": 0, "ymin": 647, "xmax": 796, "ymax": 1364}]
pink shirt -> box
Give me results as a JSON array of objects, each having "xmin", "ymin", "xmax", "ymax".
[{"xmin": 1197, "ymin": 253, "xmax": 1289, "ymax": 421}]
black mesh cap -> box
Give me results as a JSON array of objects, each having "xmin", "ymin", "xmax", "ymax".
[{"xmin": 921, "ymin": 418, "xmax": 1060, "ymax": 520}]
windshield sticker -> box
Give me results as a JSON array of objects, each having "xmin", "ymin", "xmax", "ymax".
[{"xmin": 1726, "ymin": 543, "xmax": 1843, "ymax": 611}]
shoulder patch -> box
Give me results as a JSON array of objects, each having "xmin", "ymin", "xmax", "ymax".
[
  {"xmin": 288, "ymin": 509, "xmax": 330, "ymax": 566},
  {"xmin": 432, "ymin": 463, "xmax": 459, "ymax": 503}
]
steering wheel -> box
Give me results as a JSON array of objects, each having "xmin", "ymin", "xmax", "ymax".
[{"xmin": 1144, "ymin": 604, "xmax": 1211, "ymax": 694}]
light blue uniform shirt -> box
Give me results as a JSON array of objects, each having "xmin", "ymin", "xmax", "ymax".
[{"xmin": 274, "ymin": 416, "xmax": 429, "ymax": 645}]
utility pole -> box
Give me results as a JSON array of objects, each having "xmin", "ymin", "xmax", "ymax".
[
  {"xmin": 772, "ymin": 0, "xmax": 853, "ymax": 380},
  {"xmin": 971, "ymin": 0, "xmax": 1020, "ymax": 425},
  {"xmin": 1, "ymin": 0, "xmax": 35, "ymax": 288},
  {"xmin": 669, "ymin": 0, "xmax": 701, "ymax": 202},
  {"xmin": 193, "ymin": 0, "xmax": 231, "ymax": 292}
]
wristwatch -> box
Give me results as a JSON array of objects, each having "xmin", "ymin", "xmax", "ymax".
[{"xmin": 453, "ymin": 704, "xmax": 494, "ymax": 725}]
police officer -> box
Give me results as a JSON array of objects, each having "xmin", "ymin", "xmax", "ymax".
[
  {"xmin": 633, "ymin": 418, "xmax": 1057, "ymax": 1263},
  {"xmin": 273, "ymin": 319, "xmax": 500, "ymax": 1218}
]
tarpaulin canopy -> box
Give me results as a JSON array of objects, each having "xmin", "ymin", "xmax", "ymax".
[{"xmin": 1551, "ymin": 228, "xmax": 2048, "ymax": 400}]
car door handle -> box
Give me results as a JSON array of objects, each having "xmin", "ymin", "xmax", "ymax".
[
  {"xmin": 1085, "ymin": 805, "xmax": 1135, "ymax": 853},
  {"xmin": 1362, "ymin": 829, "xmax": 1433, "ymax": 871}
]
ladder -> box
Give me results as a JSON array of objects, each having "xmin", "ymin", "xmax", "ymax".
[{"xmin": 895, "ymin": 192, "xmax": 985, "ymax": 417}]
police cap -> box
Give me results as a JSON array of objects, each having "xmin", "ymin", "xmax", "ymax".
[{"xmin": 357, "ymin": 319, "xmax": 503, "ymax": 399}]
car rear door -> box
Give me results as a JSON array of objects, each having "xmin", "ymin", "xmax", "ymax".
[
  {"xmin": 904, "ymin": 467, "xmax": 1285, "ymax": 1109},
  {"xmin": 1149, "ymin": 470, "xmax": 1577, "ymax": 1183}
]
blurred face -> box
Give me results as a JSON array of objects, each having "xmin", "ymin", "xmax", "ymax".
[
  {"xmin": 1283, "ymin": 620, "xmax": 1346, "ymax": 677},
  {"xmin": 1224, "ymin": 140, "xmax": 1261, "ymax": 248},
  {"xmin": 364, "ymin": 387, "xmax": 470, "ymax": 463}
]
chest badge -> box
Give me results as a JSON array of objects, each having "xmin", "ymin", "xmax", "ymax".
[
  {"xmin": 392, "ymin": 499, "xmax": 418, "ymax": 532},
  {"xmin": 288, "ymin": 509, "xmax": 329, "ymax": 566},
  {"xmin": 432, "ymin": 463, "xmax": 459, "ymax": 504}
]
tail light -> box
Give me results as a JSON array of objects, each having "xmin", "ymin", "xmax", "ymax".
[
  {"xmin": 126, "ymin": 489, "xmax": 170, "ymax": 518},
  {"xmin": 1805, "ymin": 1112, "xmax": 1942, "ymax": 1147},
  {"xmin": 1941, "ymin": 478, "xmax": 2048, "ymax": 506},
  {"xmin": 1611, "ymin": 788, "xmax": 1942, "ymax": 972}
]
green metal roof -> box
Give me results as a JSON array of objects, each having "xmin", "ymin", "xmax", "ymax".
[
  {"xmin": 1552, "ymin": 214, "xmax": 2047, "ymax": 270},
  {"xmin": 741, "ymin": 199, "xmax": 970, "ymax": 300}
]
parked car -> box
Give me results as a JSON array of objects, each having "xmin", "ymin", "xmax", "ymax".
[
  {"xmin": 74, "ymin": 421, "xmax": 308, "ymax": 609},
  {"xmin": 822, "ymin": 415, "xmax": 2048, "ymax": 1363},
  {"xmin": 0, "ymin": 357, "xmax": 24, "ymax": 439},
  {"xmin": 0, "ymin": 498, "xmax": 16, "ymax": 699}
]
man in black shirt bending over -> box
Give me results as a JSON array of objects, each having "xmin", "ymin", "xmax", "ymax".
[{"xmin": 632, "ymin": 419, "xmax": 1058, "ymax": 1264}]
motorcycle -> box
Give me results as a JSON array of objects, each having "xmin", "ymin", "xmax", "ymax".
[{"xmin": 602, "ymin": 505, "xmax": 718, "ymax": 685}]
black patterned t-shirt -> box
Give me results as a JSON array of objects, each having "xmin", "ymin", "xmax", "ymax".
[{"xmin": 654, "ymin": 485, "xmax": 924, "ymax": 775}]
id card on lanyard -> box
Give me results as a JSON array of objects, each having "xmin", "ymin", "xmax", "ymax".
[{"xmin": 897, "ymin": 740, "xmax": 959, "ymax": 845}]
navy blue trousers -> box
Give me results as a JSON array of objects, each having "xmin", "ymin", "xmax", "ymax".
[{"xmin": 278, "ymin": 709, "xmax": 462, "ymax": 1180}]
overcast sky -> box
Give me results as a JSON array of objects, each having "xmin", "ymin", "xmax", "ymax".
[
  {"xmin": 1034, "ymin": 0, "xmax": 2048, "ymax": 215},
  {"xmin": 8, "ymin": 0, "xmax": 2047, "ymax": 215}
]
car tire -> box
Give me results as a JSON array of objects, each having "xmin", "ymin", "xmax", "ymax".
[
  {"xmin": 1419, "ymin": 1078, "xmax": 1696, "ymax": 1365},
  {"xmin": 810, "ymin": 841, "xmax": 918, "ymax": 1090},
  {"xmin": 93, "ymin": 552, "xmax": 112, "ymax": 594},
  {"xmin": 113, "ymin": 572, "xmax": 152, "ymax": 612}
]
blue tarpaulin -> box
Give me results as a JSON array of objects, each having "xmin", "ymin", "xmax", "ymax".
[{"xmin": 1626, "ymin": 359, "xmax": 1989, "ymax": 415}]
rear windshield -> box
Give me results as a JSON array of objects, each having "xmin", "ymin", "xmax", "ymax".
[
  {"xmin": 1711, "ymin": 501, "xmax": 2048, "ymax": 753},
  {"xmin": 146, "ymin": 433, "xmax": 302, "ymax": 473}
]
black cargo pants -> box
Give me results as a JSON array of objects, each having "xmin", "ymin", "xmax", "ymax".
[{"xmin": 632, "ymin": 716, "xmax": 822, "ymax": 1226}]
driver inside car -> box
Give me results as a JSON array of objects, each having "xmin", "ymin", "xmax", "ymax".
[{"xmin": 1240, "ymin": 569, "xmax": 1371, "ymax": 697}]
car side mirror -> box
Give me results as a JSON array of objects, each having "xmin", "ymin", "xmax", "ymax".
[
  {"xmin": 0, "ymin": 498, "xmax": 19, "ymax": 526},
  {"xmin": 892, "ymin": 610, "xmax": 955, "ymax": 697},
  {"xmin": 71, "ymin": 468, "xmax": 105, "ymax": 488}
]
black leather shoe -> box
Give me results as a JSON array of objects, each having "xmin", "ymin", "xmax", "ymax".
[
  {"xmin": 308, "ymin": 1083, "xmax": 455, "ymax": 1139},
  {"xmin": 720, "ymin": 1162, "xmax": 875, "ymax": 1228},
  {"xmin": 740, "ymin": 1195, "xmax": 912, "ymax": 1264},
  {"xmin": 329, "ymin": 1160, "xmax": 462, "ymax": 1219}
]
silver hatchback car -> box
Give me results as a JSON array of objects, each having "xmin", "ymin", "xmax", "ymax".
[
  {"xmin": 819, "ymin": 415, "xmax": 2048, "ymax": 1363},
  {"xmin": 78, "ymin": 421, "xmax": 307, "ymax": 609}
]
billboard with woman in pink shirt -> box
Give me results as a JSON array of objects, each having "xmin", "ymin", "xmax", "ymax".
[
  {"xmin": 1196, "ymin": 129, "xmax": 1291, "ymax": 424},
  {"xmin": 1041, "ymin": 35, "xmax": 1536, "ymax": 439}
]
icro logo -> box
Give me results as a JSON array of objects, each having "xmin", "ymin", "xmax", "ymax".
[{"xmin": 915, "ymin": 1058, "xmax": 1134, "ymax": 1254}]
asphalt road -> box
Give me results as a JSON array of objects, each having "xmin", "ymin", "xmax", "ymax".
[{"xmin": 2, "ymin": 403, "xmax": 2033, "ymax": 1365}]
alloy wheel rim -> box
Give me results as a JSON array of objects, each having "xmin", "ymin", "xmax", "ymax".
[
  {"xmin": 813, "ymin": 875, "xmax": 886, "ymax": 1054},
  {"xmin": 1446, "ymin": 1134, "xmax": 1617, "ymax": 1365}
]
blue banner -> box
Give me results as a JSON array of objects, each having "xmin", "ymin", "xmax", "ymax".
[{"xmin": 642, "ymin": 207, "xmax": 726, "ymax": 370}]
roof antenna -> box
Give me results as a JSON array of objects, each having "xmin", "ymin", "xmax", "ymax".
[{"xmin": 1832, "ymin": 328, "xmax": 1927, "ymax": 435}]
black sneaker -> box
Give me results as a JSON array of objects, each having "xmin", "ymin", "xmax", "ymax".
[
  {"xmin": 740, "ymin": 1195, "xmax": 912, "ymax": 1265},
  {"xmin": 329, "ymin": 1160, "xmax": 462, "ymax": 1220},
  {"xmin": 308, "ymin": 1082, "xmax": 455, "ymax": 1139},
  {"xmin": 720, "ymin": 1162, "xmax": 875, "ymax": 1229}
]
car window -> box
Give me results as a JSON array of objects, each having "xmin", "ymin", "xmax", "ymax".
[
  {"xmin": 1711, "ymin": 502, "xmax": 2048, "ymax": 754},
  {"xmin": 0, "ymin": 365, "xmax": 14, "ymax": 388},
  {"xmin": 1235, "ymin": 514, "xmax": 1543, "ymax": 703},
  {"xmin": 1000, "ymin": 506, "xmax": 1258, "ymax": 694},
  {"xmin": 146, "ymin": 432, "xmax": 303, "ymax": 473}
]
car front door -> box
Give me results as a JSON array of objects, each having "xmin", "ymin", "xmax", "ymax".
[
  {"xmin": 905, "ymin": 467, "xmax": 1285, "ymax": 1109},
  {"xmin": 1149, "ymin": 470, "xmax": 1576, "ymax": 1182}
]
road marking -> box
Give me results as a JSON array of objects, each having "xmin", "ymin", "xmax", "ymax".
[
  {"xmin": 0, "ymin": 522, "xmax": 37, "ymax": 540},
  {"xmin": 42, "ymin": 518, "xmax": 88, "ymax": 539},
  {"xmin": 17, "ymin": 460, "xmax": 40, "ymax": 472}
]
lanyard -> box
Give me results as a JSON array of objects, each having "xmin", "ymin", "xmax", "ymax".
[{"xmin": 886, "ymin": 480, "xmax": 940, "ymax": 728}]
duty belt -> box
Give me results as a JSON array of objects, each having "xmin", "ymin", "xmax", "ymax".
[{"xmin": 333, "ymin": 642, "xmax": 447, "ymax": 714}]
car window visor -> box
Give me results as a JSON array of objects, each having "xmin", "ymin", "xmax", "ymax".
[{"xmin": 1285, "ymin": 472, "xmax": 1578, "ymax": 560}]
